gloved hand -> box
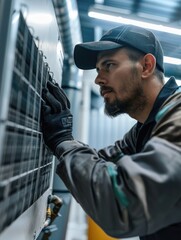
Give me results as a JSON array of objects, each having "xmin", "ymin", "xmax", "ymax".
[{"xmin": 41, "ymin": 81, "xmax": 73, "ymax": 153}]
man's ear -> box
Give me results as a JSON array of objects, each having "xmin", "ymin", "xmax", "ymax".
[{"xmin": 141, "ymin": 53, "xmax": 156, "ymax": 78}]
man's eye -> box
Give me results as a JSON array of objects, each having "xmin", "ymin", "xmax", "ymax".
[{"xmin": 106, "ymin": 63, "xmax": 114, "ymax": 70}]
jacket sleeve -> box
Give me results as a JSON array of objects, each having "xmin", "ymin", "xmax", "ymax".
[{"xmin": 55, "ymin": 94, "xmax": 181, "ymax": 238}]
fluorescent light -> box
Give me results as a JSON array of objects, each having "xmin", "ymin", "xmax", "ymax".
[
  {"xmin": 88, "ymin": 11, "xmax": 181, "ymax": 36},
  {"xmin": 164, "ymin": 56, "xmax": 181, "ymax": 65}
]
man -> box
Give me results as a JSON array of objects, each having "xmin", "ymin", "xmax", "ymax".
[{"xmin": 41, "ymin": 24, "xmax": 181, "ymax": 239}]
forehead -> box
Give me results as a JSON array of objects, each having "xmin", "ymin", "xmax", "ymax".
[
  {"xmin": 96, "ymin": 48, "xmax": 128, "ymax": 65},
  {"xmin": 97, "ymin": 48, "xmax": 121, "ymax": 60}
]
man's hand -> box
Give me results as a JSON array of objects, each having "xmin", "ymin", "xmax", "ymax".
[{"xmin": 41, "ymin": 81, "xmax": 73, "ymax": 153}]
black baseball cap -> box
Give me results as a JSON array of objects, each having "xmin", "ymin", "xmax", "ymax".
[{"xmin": 74, "ymin": 24, "xmax": 164, "ymax": 72}]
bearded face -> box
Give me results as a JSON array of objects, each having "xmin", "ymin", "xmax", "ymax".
[{"xmin": 103, "ymin": 66, "xmax": 148, "ymax": 118}]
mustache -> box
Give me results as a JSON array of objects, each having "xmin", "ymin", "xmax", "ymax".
[{"xmin": 100, "ymin": 86, "xmax": 114, "ymax": 96}]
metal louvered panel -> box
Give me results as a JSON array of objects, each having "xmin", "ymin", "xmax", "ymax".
[{"xmin": 0, "ymin": 9, "xmax": 54, "ymax": 238}]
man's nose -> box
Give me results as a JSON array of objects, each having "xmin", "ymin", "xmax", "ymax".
[{"xmin": 94, "ymin": 70, "xmax": 107, "ymax": 85}]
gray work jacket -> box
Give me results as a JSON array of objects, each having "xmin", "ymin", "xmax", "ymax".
[{"xmin": 55, "ymin": 77, "xmax": 181, "ymax": 239}]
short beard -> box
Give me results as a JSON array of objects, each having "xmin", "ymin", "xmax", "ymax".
[
  {"xmin": 104, "ymin": 93, "xmax": 146, "ymax": 117},
  {"xmin": 104, "ymin": 98, "xmax": 129, "ymax": 117},
  {"xmin": 104, "ymin": 69, "xmax": 147, "ymax": 118}
]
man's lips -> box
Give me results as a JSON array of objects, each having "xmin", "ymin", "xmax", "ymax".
[{"xmin": 100, "ymin": 87, "xmax": 113, "ymax": 97}]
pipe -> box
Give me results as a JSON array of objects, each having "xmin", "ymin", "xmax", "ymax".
[
  {"xmin": 44, "ymin": 194, "xmax": 63, "ymax": 228},
  {"xmin": 52, "ymin": 0, "xmax": 83, "ymax": 89}
]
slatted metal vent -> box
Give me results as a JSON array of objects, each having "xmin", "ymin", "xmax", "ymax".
[{"xmin": 0, "ymin": 12, "xmax": 54, "ymax": 233}]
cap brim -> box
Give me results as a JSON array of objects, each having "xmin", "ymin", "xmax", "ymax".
[{"xmin": 74, "ymin": 41, "xmax": 123, "ymax": 70}]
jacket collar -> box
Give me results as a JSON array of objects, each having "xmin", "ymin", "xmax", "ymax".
[
  {"xmin": 144, "ymin": 77, "xmax": 178, "ymax": 124},
  {"xmin": 135, "ymin": 77, "xmax": 179, "ymax": 151},
  {"xmin": 137, "ymin": 77, "xmax": 179, "ymax": 129}
]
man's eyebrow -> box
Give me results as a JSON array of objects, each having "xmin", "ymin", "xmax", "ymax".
[
  {"xmin": 101, "ymin": 59, "xmax": 110, "ymax": 66},
  {"xmin": 98, "ymin": 59, "xmax": 114, "ymax": 67}
]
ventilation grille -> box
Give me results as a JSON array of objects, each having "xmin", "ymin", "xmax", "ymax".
[{"xmin": 0, "ymin": 12, "xmax": 54, "ymax": 233}]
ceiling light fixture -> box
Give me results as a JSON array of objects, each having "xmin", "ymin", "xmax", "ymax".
[{"xmin": 88, "ymin": 10, "xmax": 181, "ymax": 36}]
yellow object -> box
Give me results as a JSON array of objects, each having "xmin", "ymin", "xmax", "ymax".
[{"xmin": 87, "ymin": 217, "xmax": 119, "ymax": 240}]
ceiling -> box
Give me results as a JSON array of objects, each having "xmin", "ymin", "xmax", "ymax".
[{"xmin": 76, "ymin": 0, "xmax": 181, "ymax": 79}]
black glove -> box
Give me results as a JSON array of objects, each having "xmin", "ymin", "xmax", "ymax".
[{"xmin": 41, "ymin": 81, "xmax": 73, "ymax": 153}]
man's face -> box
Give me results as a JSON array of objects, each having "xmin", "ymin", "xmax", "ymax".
[{"xmin": 95, "ymin": 48, "xmax": 147, "ymax": 117}]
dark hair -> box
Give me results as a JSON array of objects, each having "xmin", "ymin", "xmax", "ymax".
[{"xmin": 124, "ymin": 46, "xmax": 164, "ymax": 84}]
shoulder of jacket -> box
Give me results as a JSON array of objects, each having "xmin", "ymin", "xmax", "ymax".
[{"xmin": 155, "ymin": 88, "xmax": 181, "ymax": 122}]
